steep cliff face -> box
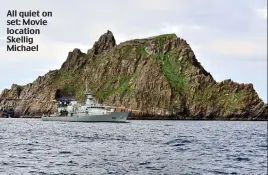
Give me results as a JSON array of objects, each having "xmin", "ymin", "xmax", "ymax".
[{"xmin": 0, "ymin": 30, "xmax": 267, "ymax": 120}]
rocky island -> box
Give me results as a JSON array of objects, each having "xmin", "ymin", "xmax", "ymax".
[{"xmin": 0, "ymin": 30, "xmax": 267, "ymax": 120}]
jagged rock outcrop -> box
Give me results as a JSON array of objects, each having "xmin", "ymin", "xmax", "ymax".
[
  {"xmin": 87, "ymin": 30, "xmax": 116, "ymax": 55},
  {"xmin": 0, "ymin": 31, "xmax": 267, "ymax": 120}
]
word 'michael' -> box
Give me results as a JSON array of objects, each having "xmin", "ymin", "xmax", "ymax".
[{"xmin": 7, "ymin": 45, "xmax": 38, "ymax": 52}]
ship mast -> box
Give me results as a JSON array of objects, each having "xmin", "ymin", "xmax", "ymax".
[
  {"xmin": 86, "ymin": 78, "xmax": 88, "ymax": 93},
  {"xmin": 84, "ymin": 78, "xmax": 94, "ymax": 105}
]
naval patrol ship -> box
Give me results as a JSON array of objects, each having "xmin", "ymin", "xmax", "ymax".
[{"xmin": 42, "ymin": 89, "xmax": 131, "ymax": 122}]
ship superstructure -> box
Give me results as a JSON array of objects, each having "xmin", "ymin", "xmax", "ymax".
[{"xmin": 42, "ymin": 89, "xmax": 130, "ymax": 122}]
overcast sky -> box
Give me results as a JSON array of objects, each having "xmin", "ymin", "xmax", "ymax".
[{"xmin": 0, "ymin": 0, "xmax": 267, "ymax": 102}]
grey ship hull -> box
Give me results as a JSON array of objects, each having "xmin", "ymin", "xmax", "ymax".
[{"xmin": 41, "ymin": 112, "xmax": 130, "ymax": 122}]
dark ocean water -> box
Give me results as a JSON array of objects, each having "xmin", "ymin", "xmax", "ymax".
[{"xmin": 0, "ymin": 119, "xmax": 267, "ymax": 175}]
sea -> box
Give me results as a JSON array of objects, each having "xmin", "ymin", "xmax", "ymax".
[{"xmin": 0, "ymin": 119, "xmax": 267, "ymax": 175}]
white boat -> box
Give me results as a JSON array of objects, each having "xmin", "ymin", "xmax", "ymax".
[{"xmin": 42, "ymin": 88, "xmax": 131, "ymax": 122}]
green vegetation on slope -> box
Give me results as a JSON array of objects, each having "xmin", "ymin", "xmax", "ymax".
[
  {"xmin": 95, "ymin": 74, "xmax": 136, "ymax": 102},
  {"xmin": 154, "ymin": 34, "xmax": 177, "ymax": 49},
  {"xmin": 227, "ymin": 92, "xmax": 242, "ymax": 112},
  {"xmin": 54, "ymin": 70, "xmax": 75, "ymax": 85},
  {"xmin": 62, "ymin": 85, "xmax": 73, "ymax": 96},
  {"xmin": 136, "ymin": 46, "xmax": 148, "ymax": 57},
  {"xmin": 120, "ymin": 45, "xmax": 148, "ymax": 58},
  {"xmin": 152, "ymin": 52, "xmax": 188, "ymax": 94}
]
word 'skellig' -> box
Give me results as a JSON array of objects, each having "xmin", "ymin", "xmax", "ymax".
[{"xmin": 7, "ymin": 36, "xmax": 34, "ymax": 45}]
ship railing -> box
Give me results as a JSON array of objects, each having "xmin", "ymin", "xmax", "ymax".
[{"xmin": 102, "ymin": 105, "xmax": 141, "ymax": 112}]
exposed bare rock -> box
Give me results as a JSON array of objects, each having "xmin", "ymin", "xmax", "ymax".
[
  {"xmin": 87, "ymin": 30, "xmax": 116, "ymax": 55},
  {"xmin": 0, "ymin": 32, "xmax": 267, "ymax": 120}
]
